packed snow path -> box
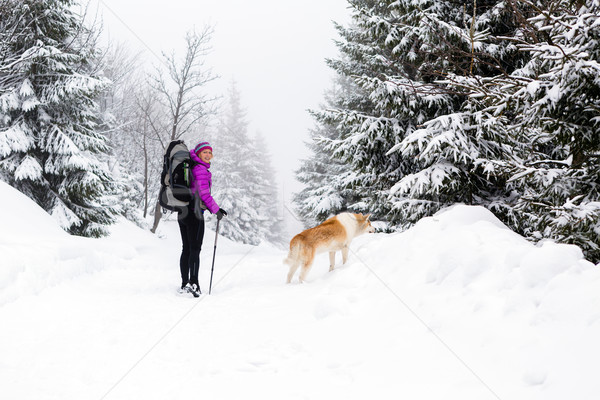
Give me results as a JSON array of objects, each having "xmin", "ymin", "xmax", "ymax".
[{"xmin": 1, "ymin": 182, "xmax": 599, "ymax": 400}]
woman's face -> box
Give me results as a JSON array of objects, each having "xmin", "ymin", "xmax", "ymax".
[{"xmin": 199, "ymin": 149, "xmax": 213, "ymax": 163}]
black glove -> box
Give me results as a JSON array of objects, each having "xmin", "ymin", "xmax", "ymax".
[{"xmin": 216, "ymin": 209, "xmax": 227, "ymax": 220}]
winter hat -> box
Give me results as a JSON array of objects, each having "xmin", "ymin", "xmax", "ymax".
[{"xmin": 194, "ymin": 141, "xmax": 212, "ymax": 154}]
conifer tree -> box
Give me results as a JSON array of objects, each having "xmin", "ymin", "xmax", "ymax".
[
  {"xmin": 495, "ymin": 0, "xmax": 600, "ymax": 260},
  {"xmin": 387, "ymin": 0, "xmax": 530, "ymax": 227},
  {"xmin": 0, "ymin": 0, "xmax": 117, "ymax": 237},
  {"xmin": 320, "ymin": 0, "xmax": 470, "ymax": 225},
  {"xmin": 253, "ymin": 131, "xmax": 286, "ymax": 244},
  {"xmin": 302, "ymin": 0, "xmax": 600, "ymax": 260},
  {"xmin": 311, "ymin": 0, "xmax": 530, "ymax": 228},
  {"xmin": 210, "ymin": 81, "xmax": 267, "ymax": 245},
  {"xmin": 296, "ymin": 75, "xmax": 362, "ymax": 227}
]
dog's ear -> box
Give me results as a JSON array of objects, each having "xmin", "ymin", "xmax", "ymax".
[{"xmin": 365, "ymin": 213, "xmax": 372, "ymax": 220}]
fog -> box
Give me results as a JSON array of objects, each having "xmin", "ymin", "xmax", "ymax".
[{"xmin": 92, "ymin": 0, "xmax": 350, "ymax": 232}]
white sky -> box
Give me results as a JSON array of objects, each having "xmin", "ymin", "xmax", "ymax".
[{"xmin": 90, "ymin": 0, "xmax": 350, "ymax": 205}]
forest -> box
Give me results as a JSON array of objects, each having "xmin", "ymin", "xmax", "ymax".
[
  {"xmin": 0, "ymin": 0, "xmax": 283, "ymax": 245},
  {"xmin": 296, "ymin": 0, "xmax": 600, "ymax": 261},
  {"xmin": 1, "ymin": 0, "xmax": 600, "ymax": 261}
]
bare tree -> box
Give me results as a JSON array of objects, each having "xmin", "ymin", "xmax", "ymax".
[
  {"xmin": 148, "ymin": 27, "xmax": 218, "ymax": 233},
  {"xmin": 132, "ymin": 86, "xmax": 164, "ymax": 217},
  {"xmin": 98, "ymin": 41, "xmax": 158, "ymax": 225}
]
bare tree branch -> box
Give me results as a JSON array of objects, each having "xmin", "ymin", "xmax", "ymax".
[{"xmin": 149, "ymin": 26, "xmax": 218, "ymax": 142}]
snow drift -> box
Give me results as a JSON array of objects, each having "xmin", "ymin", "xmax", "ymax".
[{"xmin": 1, "ymin": 180, "xmax": 599, "ymax": 400}]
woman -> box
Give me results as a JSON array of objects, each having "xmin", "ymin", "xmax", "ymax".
[{"xmin": 178, "ymin": 141, "xmax": 227, "ymax": 297}]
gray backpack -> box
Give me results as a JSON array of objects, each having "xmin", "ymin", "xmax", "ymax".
[{"xmin": 159, "ymin": 140, "xmax": 194, "ymax": 211}]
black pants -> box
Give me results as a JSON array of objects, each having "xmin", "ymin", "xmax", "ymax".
[{"xmin": 177, "ymin": 207, "xmax": 205, "ymax": 287}]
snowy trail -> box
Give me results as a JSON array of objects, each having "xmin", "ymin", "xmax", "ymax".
[
  {"xmin": 1, "ymin": 221, "xmax": 493, "ymax": 400},
  {"xmin": 0, "ymin": 232, "xmax": 567, "ymax": 399},
  {"xmin": 2, "ymin": 182, "xmax": 600, "ymax": 400}
]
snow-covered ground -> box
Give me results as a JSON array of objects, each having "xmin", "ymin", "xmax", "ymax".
[{"xmin": 1, "ymin": 179, "xmax": 599, "ymax": 400}]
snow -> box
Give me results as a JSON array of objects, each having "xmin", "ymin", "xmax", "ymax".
[
  {"xmin": 1, "ymin": 179, "xmax": 600, "ymax": 400},
  {"xmin": 13, "ymin": 155, "xmax": 42, "ymax": 181}
]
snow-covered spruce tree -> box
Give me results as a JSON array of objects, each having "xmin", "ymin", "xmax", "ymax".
[
  {"xmin": 496, "ymin": 0, "xmax": 600, "ymax": 261},
  {"xmin": 296, "ymin": 75, "xmax": 363, "ymax": 227},
  {"xmin": 0, "ymin": 0, "xmax": 117, "ymax": 237},
  {"xmin": 253, "ymin": 131, "xmax": 286, "ymax": 244},
  {"xmin": 387, "ymin": 0, "xmax": 532, "ymax": 227},
  {"xmin": 321, "ymin": 0, "xmax": 483, "ymax": 226},
  {"xmin": 210, "ymin": 81, "xmax": 268, "ymax": 245}
]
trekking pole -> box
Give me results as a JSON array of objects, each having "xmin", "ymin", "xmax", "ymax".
[{"xmin": 208, "ymin": 218, "xmax": 220, "ymax": 295}]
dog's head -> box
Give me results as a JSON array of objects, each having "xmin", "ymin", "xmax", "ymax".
[{"xmin": 356, "ymin": 213, "xmax": 375, "ymax": 234}]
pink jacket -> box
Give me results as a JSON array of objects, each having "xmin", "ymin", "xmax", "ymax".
[{"xmin": 189, "ymin": 150, "xmax": 220, "ymax": 214}]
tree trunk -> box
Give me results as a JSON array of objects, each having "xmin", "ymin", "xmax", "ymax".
[
  {"xmin": 150, "ymin": 200, "xmax": 162, "ymax": 233},
  {"xmin": 142, "ymin": 135, "xmax": 149, "ymax": 218}
]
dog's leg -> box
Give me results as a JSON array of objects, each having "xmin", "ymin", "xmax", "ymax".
[
  {"xmin": 329, "ymin": 251, "xmax": 336, "ymax": 272},
  {"xmin": 299, "ymin": 261, "xmax": 313, "ymax": 283},
  {"xmin": 286, "ymin": 261, "xmax": 300, "ymax": 284},
  {"xmin": 342, "ymin": 245, "xmax": 349, "ymax": 264},
  {"xmin": 298, "ymin": 248, "xmax": 316, "ymax": 283}
]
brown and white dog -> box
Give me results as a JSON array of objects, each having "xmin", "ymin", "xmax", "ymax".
[{"xmin": 285, "ymin": 213, "xmax": 375, "ymax": 283}]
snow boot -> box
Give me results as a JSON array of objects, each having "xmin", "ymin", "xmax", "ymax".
[
  {"xmin": 178, "ymin": 283, "xmax": 192, "ymax": 294},
  {"xmin": 190, "ymin": 283, "xmax": 201, "ymax": 298}
]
